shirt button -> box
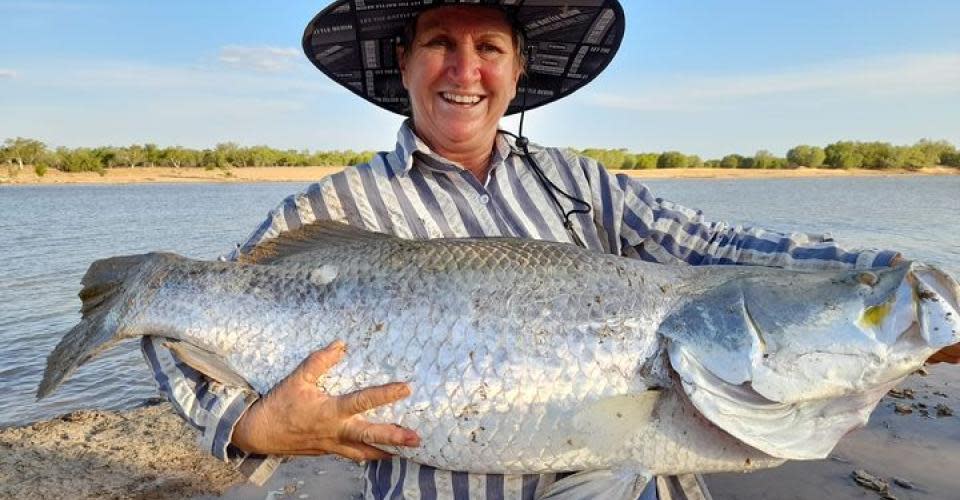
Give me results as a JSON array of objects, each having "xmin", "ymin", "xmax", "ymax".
[{"xmin": 478, "ymin": 194, "xmax": 490, "ymax": 204}]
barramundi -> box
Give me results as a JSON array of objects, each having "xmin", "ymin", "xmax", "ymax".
[{"xmin": 37, "ymin": 222, "xmax": 960, "ymax": 487}]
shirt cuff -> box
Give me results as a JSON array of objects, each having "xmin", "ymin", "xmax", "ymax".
[
  {"xmin": 201, "ymin": 387, "xmax": 258, "ymax": 461},
  {"xmin": 854, "ymin": 249, "xmax": 900, "ymax": 269},
  {"xmin": 201, "ymin": 388, "xmax": 285, "ymax": 485}
]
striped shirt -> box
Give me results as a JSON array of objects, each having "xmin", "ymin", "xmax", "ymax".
[{"xmin": 141, "ymin": 120, "xmax": 897, "ymax": 499}]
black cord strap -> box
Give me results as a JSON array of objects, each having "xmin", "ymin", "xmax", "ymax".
[{"xmin": 505, "ymin": 45, "xmax": 592, "ymax": 248}]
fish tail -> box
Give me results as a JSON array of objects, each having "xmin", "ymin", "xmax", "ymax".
[{"xmin": 37, "ymin": 253, "xmax": 164, "ymax": 400}]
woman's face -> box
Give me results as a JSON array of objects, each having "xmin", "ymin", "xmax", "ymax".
[{"xmin": 399, "ymin": 7, "xmax": 523, "ymax": 155}]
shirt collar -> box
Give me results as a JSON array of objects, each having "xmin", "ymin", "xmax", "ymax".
[{"xmin": 390, "ymin": 119, "xmax": 520, "ymax": 176}]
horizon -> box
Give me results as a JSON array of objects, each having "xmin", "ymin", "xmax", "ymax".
[{"xmin": 1, "ymin": 1, "xmax": 958, "ymax": 158}]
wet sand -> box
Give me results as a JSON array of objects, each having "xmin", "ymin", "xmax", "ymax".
[
  {"xmin": 0, "ymin": 165, "xmax": 956, "ymax": 186},
  {"xmin": 3, "ymin": 365, "xmax": 958, "ymax": 499}
]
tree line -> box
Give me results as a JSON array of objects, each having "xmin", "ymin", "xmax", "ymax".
[
  {"xmin": 2, "ymin": 137, "xmax": 958, "ymax": 177},
  {"xmin": 0, "ymin": 138, "xmax": 376, "ymax": 176},
  {"xmin": 580, "ymin": 139, "xmax": 959, "ymax": 170}
]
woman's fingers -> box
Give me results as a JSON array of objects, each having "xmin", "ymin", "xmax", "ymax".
[
  {"xmin": 293, "ymin": 340, "xmax": 347, "ymax": 387},
  {"xmin": 340, "ymin": 419, "xmax": 421, "ymax": 448},
  {"xmin": 337, "ymin": 382, "xmax": 411, "ymax": 416},
  {"xmin": 328, "ymin": 443, "xmax": 393, "ymax": 462}
]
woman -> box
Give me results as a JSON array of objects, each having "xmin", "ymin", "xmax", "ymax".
[{"xmin": 142, "ymin": 1, "xmax": 959, "ymax": 499}]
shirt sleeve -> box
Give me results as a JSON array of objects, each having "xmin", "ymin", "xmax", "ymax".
[
  {"xmin": 138, "ymin": 190, "xmax": 319, "ymax": 484},
  {"xmin": 578, "ymin": 155, "xmax": 898, "ymax": 270},
  {"xmin": 143, "ymin": 175, "xmax": 360, "ymax": 483},
  {"xmin": 140, "ymin": 337, "xmax": 284, "ymax": 484}
]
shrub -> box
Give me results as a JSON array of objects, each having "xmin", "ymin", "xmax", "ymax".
[
  {"xmin": 719, "ymin": 154, "xmax": 742, "ymax": 169},
  {"xmin": 635, "ymin": 153, "xmax": 659, "ymax": 169},
  {"xmin": 786, "ymin": 145, "xmax": 826, "ymax": 168},
  {"xmin": 941, "ymin": 152, "xmax": 960, "ymax": 167},
  {"xmin": 657, "ymin": 151, "xmax": 688, "ymax": 169}
]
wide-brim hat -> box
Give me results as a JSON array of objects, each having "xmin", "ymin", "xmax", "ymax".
[{"xmin": 302, "ymin": 0, "xmax": 625, "ymax": 116}]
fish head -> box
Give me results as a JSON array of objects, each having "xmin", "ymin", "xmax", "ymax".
[
  {"xmin": 662, "ymin": 262, "xmax": 960, "ymax": 401},
  {"xmin": 746, "ymin": 262, "xmax": 960, "ymax": 361},
  {"xmin": 660, "ymin": 262, "xmax": 960, "ymax": 460}
]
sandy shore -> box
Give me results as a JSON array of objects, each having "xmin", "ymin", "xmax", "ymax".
[
  {"xmin": 0, "ymin": 165, "xmax": 956, "ymax": 186},
  {"xmin": 3, "ymin": 365, "xmax": 958, "ymax": 499}
]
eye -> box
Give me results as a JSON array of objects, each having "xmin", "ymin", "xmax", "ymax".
[
  {"xmin": 477, "ymin": 42, "xmax": 506, "ymax": 54},
  {"xmin": 423, "ymin": 36, "xmax": 452, "ymax": 49}
]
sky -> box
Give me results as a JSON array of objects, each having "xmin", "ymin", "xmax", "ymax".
[{"xmin": 1, "ymin": 0, "xmax": 958, "ymax": 159}]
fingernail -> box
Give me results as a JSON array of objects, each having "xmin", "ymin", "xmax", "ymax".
[
  {"xmin": 405, "ymin": 434, "xmax": 421, "ymax": 447},
  {"xmin": 329, "ymin": 340, "xmax": 346, "ymax": 351}
]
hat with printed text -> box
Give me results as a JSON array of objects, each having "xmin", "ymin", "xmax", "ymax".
[{"xmin": 302, "ymin": 0, "xmax": 625, "ymax": 116}]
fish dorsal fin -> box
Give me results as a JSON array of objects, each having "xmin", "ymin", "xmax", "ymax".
[{"xmin": 238, "ymin": 220, "xmax": 398, "ymax": 265}]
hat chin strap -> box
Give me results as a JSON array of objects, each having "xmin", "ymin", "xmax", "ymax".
[{"xmin": 501, "ymin": 47, "xmax": 593, "ymax": 249}]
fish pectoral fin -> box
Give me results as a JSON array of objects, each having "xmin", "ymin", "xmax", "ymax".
[
  {"xmin": 162, "ymin": 340, "xmax": 253, "ymax": 390},
  {"xmin": 537, "ymin": 469, "xmax": 652, "ymax": 500},
  {"xmin": 238, "ymin": 219, "xmax": 397, "ymax": 265}
]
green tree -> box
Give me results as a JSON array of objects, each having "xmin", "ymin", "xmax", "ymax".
[
  {"xmin": 90, "ymin": 147, "xmax": 119, "ymax": 169},
  {"xmin": 59, "ymin": 148, "xmax": 104, "ymax": 173},
  {"xmin": 941, "ymin": 151, "xmax": 960, "ymax": 168},
  {"xmin": 118, "ymin": 145, "xmax": 145, "ymax": 168},
  {"xmin": 248, "ymin": 145, "xmax": 281, "ymax": 167},
  {"xmin": 824, "ymin": 142, "xmax": 864, "ymax": 169},
  {"xmin": 657, "ymin": 151, "xmax": 688, "ymax": 169},
  {"xmin": 719, "ymin": 154, "xmax": 743, "ymax": 169},
  {"xmin": 214, "ymin": 142, "xmax": 240, "ymax": 168},
  {"xmin": 913, "ymin": 139, "xmax": 955, "ymax": 165},
  {"xmin": 786, "ymin": 145, "xmax": 826, "ymax": 168},
  {"xmin": 2, "ymin": 137, "xmax": 47, "ymax": 171},
  {"xmin": 753, "ymin": 150, "xmax": 779, "ymax": 169},
  {"xmin": 580, "ymin": 148, "xmax": 629, "ymax": 169},
  {"xmin": 143, "ymin": 143, "xmax": 160, "ymax": 167},
  {"xmin": 897, "ymin": 146, "xmax": 929, "ymax": 170},
  {"xmin": 858, "ymin": 142, "xmax": 899, "ymax": 169},
  {"xmin": 162, "ymin": 146, "xmax": 200, "ymax": 168},
  {"xmin": 635, "ymin": 153, "xmax": 658, "ymax": 169}
]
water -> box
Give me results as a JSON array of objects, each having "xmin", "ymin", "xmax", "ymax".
[{"xmin": 1, "ymin": 177, "xmax": 958, "ymax": 427}]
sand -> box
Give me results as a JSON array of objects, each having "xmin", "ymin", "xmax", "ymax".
[
  {"xmin": 0, "ymin": 165, "xmax": 956, "ymax": 186},
  {"xmin": 3, "ymin": 365, "xmax": 958, "ymax": 500}
]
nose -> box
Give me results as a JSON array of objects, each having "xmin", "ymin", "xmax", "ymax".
[{"xmin": 445, "ymin": 44, "xmax": 481, "ymax": 85}]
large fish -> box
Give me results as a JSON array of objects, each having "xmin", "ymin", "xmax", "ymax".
[{"xmin": 37, "ymin": 222, "xmax": 960, "ymax": 484}]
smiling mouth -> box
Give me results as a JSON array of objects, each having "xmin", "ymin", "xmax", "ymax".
[{"xmin": 440, "ymin": 92, "xmax": 486, "ymax": 107}]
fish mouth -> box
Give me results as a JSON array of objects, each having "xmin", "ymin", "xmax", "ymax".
[
  {"xmin": 857, "ymin": 264, "xmax": 960, "ymax": 347},
  {"xmin": 910, "ymin": 265, "xmax": 960, "ymax": 346}
]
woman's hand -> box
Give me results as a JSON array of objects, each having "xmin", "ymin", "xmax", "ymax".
[{"xmin": 231, "ymin": 340, "xmax": 420, "ymax": 460}]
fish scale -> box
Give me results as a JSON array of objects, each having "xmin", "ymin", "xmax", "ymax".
[{"xmin": 37, "ymin": 221, "xmax": 960, "ymax": 479}]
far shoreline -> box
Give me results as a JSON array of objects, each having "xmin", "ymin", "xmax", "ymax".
[{"xmin": 1, "ymin": 165, "xmax": 957, "ymax": 186}]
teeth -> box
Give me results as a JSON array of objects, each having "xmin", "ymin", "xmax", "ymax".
[{"xmin": 442, "ymin": 93, "xmax": 482, "ymax": 104}]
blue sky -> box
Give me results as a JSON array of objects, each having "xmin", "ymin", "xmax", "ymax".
[{"xmin": 1, "ymin": 0, "xmax": 958, "ymax": 158}]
